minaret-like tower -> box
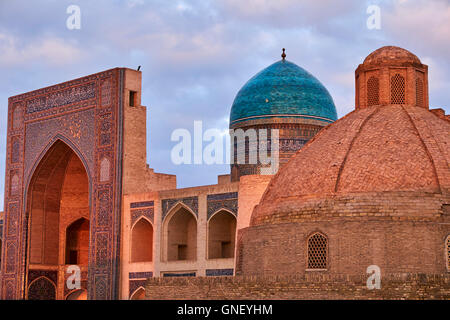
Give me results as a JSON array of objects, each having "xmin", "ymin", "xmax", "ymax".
[{"xmin": 355, "ymin": 46, "xmax": 429, "ymax": 109}]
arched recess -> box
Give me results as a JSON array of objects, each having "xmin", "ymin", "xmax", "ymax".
[
  {"xmin": 66, "ymin": 289, "xmax": 88, "ymax": 300},
  {"xmin": 65, "ymin": 218, "xmax": 90, "ymax": 265},
  {"xmin": 164, "ymin": 204, "xmax": 197, "ymax": 261},
  {"xmin": 446, "ymin": 235, "xmax": 450, "ymax": 272},
  {"xmin": 27, "ymin": 277, "xmax": 56, "ymax": 300},
  {"xmin": 131, "ymin": 218, "xmax": 153, "ymax": 263},
  {"xmin": 307, "ymin": 232, "xmax": 328, "ymax": 270},
  {"xmin": 207, "ymin": 209, "xmax": 237, "ymax": 259},
  {"xmin": 26, "ymin": 139, "xmax": 90, "ymax": 299},
  {"xmin": 130, "ymin": 287, "xmax": 146, "ymax": 300}
]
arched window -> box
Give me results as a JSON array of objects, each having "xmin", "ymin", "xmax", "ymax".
[
  {"xmin": 208, "ymin": 210, "xmax": 237, "ymax": 259},
  {"xmin": 416, "ymin": 77, "xmax": 424, "ymax": 107},
  {"xmin": 27, "ymin": 277, "xmax": 56, "ymax": 300},
  {"xmin": 65, "ymin": 218, "xmax": 90, "ymax": 265},
  {"xmin": 131, "ymin": 218, "xmax": 153, "ymax": 263},
  {"xmin": 307, "ymin": 233, "xmax": 328, "ymax": 270},
  {"xmin": 446, "ymin": 235, "xmax": 450, "ymax": 272},
  {"xmin": 166, "ymin": 206, "xmax": 197, "ymax": 261},
  {"xmin": 66, "ymin": 289, "xmax": 87, "ymax": 300},
  {"xmin": 130, "ymin": 287, "xmax": 145, "ymax": 300},
  {"xmin": 367, "ymin": 76, "xmax": 379, "ymax": 106},
  {"xmin": 391, "ymin": 73, "xmax": 405, "ymax": 104}
]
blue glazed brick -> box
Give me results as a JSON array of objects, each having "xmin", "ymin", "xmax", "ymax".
[
  {"xmin": 230, "ymin": 60, "xmax": 337, "ymax": 125},
  {"xmin": 206, "ymin": 269, "xmax": 234, "ymax": 276}
]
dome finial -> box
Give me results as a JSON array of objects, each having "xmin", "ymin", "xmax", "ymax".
[{"xmin": 281, "ymin": 48, "xmax": 286, "ymax": 61}]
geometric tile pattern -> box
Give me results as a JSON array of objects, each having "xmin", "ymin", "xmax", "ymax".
[
  {"xmin": 1, "ymin": 68, "xmax": 125, "ymax": 300},
  {"xmin": 205, "ymin": 269, "xmax": 234, "ymax": 276},
  {"xmin": 161, "ymin": 197, "xmax": 198, "ymax": 221},
  {"xmin": 207, "ymin": 192, "xmax": 238, "ymax": 220}
]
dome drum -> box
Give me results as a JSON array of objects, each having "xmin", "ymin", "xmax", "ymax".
[
  {"xmin": 355, "ymin": 46, "xmax": 429, "ymax": 109},
  {"xmin": 229, "ymin": 57, "xmax": 338, "ymax": 181},
  {"xmin": 237, "ymin": 46, "xmax": 450, "ymax": 279}
]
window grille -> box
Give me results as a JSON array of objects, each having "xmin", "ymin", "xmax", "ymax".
[
  {"xmin": 307, "ymin": 233, "xmax": 327, "ymax": 269},
  {"xmin": 367, "ymin": 76, "xmax": 380, "ymax": 106},
  {"xmin": 416, "ymin": 77, "xmax": 424, "ymax": 107},
  {"xmin": 391, "ymin": 74, "xmax": 405, "ymax": 104}
]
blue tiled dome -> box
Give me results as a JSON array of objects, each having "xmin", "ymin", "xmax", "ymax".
[{"xmin": 230, "ymin": 60, "xmax": 337, "ymax": 126}]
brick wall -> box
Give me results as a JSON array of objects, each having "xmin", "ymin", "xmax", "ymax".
[
  {"xmin": 145, "ymin": 273, "xmax": 450, "ymax": 300},
  {"xmin": 237, "ymin": 218, "xmax": 450, "ymax": 277}
]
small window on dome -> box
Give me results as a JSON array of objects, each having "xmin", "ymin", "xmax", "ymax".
[
  {"xmin": 307, "ymin": 232, "xmax": 328, "ymax": 270},
  {"xmin": 391, "ymin": 74, "xmax": 405, "ymax": 104},
  {"xmin": 367, "ymin": 76, "xmax": 379, "ymax": 106}
]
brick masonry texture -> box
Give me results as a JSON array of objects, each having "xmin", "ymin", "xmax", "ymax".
[
  {"xmin": 145, "ymin": 274, "xmax": 450, "ymax": 300},
  {"xmin": 237, "ymin": 216, "xmax": 450, "ymax": 276},
  {"xmin": 252, "ymin": 105, "xmax": 450, "ymax": 224}
]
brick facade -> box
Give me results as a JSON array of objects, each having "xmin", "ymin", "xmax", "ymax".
[{"xmin": 145, "ymin": 274, "xmax": 450, "ymax": 300}]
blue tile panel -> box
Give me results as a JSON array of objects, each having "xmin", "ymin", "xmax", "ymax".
[
  {"xmin": 129, "ymin": 272, "xmax": 153, "ymax": 279},
  {"xmin": 207, "ymin": 192, "xmax": 238, "ymax": 219},
  {"xmin": 162, "ymin": 272, "xmax": 196, "ymax": 277},
  {"xmin": 130, "ymin": 201, "xmax": 154, "ymax": 209},
  {"xmin": 206, "ymin": 269, "xmax": 234, "ymax": 276},
  {"xmin": 230, "ymin": 60, "xmax": 337, "ymax": 125}
]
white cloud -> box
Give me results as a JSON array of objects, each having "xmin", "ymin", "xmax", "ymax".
[
  {"xmin": 0, "ymin": 33, "xmax": 85, "ymax": 67},
  {"xmin": 384, "ymin": 0, "xmax": 450, "ymax": 57}
]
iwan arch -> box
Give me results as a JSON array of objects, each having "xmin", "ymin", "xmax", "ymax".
[{"xmin": 0, "ymin": 46, "xmax": 449, "ymax": 300}]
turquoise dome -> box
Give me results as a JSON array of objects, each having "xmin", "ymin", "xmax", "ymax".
[{"xmin": 230, "ymin": 60, "xmax": 337, "ymax": 126}]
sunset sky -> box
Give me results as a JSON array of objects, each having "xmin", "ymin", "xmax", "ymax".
[{"xmin": 0, "ymin": 0, "xmax": 449, "ymax": 210}]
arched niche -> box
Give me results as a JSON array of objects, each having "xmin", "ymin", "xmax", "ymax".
[
  {"xmin": 207, "ymin": 210, "xmax": 237, "ymax": 259},
  {"xmin": 164, "ymin": 204, "xmax": 197, "ymax": 261},
  {"xmin": 131, "ymin": 218, "xmax": 153, "ymax": 263}
]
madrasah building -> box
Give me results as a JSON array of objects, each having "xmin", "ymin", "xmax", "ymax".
[{"xmin": 0, "ymin": 46, "xmax": 449, "ymax": 300}]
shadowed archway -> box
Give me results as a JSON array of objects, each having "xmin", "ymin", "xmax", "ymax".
[
  {"xmin": 26, "ymin": 140, "xmax": 90, "ymax": 300},
  {"xmin": 131, "ymin": 218, "xmax": 153, "ymax": 263},
  {"xmin": 207, "ymin": 210, "xmax": 236, "ymax": 259},
  {"xmin": 164, "ymin": 204, "xmax": 197, "ymax": 262}
]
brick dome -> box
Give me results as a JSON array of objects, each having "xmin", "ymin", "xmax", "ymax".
[
  {"xmin": 363, "ymin": 46, "xmax": 421, "ymax": 66},
  {"xmin": 251, "ymin": 104, "xmax": 450, "ymax": 226}
]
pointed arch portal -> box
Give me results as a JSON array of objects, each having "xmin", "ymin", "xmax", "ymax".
[
  {"xmin": 26, "ymin": 140, "xmax": 90, "ymax": 299},
  {"xmin": 165, "ymin": 205, "xmax": 197, "ymax": 261}
]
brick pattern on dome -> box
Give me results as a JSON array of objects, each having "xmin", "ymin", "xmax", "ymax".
[
  {"xmin": 337, "ymin": 105, "xmax": 439, "ymax": 193},
  {"xmin": 252, "ymin": 105, "xmax": 449, "ymax": 225},
  {"xmin": 363, "ymin": 46, "xmax": 421, "ymax": 65}
]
